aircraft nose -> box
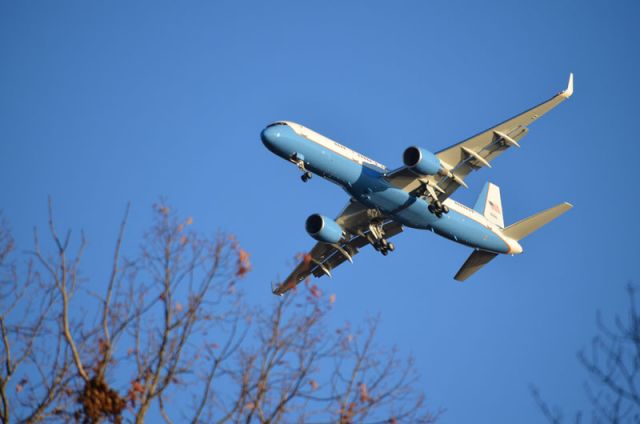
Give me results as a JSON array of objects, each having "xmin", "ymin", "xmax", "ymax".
[{"xmin": 260, "ymin": 124, "xmax": 284, "ymax": 150}]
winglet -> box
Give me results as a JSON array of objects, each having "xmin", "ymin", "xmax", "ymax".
[
  {"xmin": 561, "ymin": 73, "xmax": 574, "ymax": 99},
  {"xmin": 271, "ymin": 281, "xmax": 284, "ymax": 296}
]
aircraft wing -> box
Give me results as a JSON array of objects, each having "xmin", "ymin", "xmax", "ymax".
[
  {"xmin": 386, "ymin": 74, "xmax": 574, "ymax": 201},
  {"xmin": 272, "ymin": 200, "xmax": 403, "ymax": 296}
]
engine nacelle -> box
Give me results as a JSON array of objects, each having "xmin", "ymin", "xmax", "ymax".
[
  {"xmin": 305, "ymin": 214, "xmax": 343, "ymax": 244},
  {"xmin": 403, "ymin": 146, "xmax": 441, "ymax": 176}
]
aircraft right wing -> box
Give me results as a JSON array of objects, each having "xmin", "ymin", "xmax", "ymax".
[
  {"xmin": 386, "ymin": 74, "xmax": 574, "ymax": 202},
  {"xmin": 272, "ymin": 200, "xmax": 403, "ymax": 296}
]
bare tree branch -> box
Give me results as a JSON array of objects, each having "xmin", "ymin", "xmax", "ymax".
[
  {"xmin": 534, "ymin": 283, "xmax": 640, "ymax": 423},
  {"xmin": 2, "ymin": 202, "xmax": 436, "ymax": 424}
]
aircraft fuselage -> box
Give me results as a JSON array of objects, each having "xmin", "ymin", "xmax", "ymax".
[{"xmin": 261, "ymin": 121, "xmax": 522, "ymax": 255}]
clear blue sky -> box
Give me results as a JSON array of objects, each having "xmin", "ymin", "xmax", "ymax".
[{"xmin": 1, "ymin": 1, "xmax": 639, "ymax": 422}]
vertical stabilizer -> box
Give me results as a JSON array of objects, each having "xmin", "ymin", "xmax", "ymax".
[{"xmin": 473, "ymin": 182, "xmax": 504, "ymax": 228}]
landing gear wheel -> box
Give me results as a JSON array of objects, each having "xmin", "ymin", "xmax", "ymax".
[
  {"xmin": 301, "ymin": 172, "xmax": 312, "ymax": 182},
  {"xmin": 428, "ymin": 201, "xmax": 447, "ymax": 218},
  {"xmin": 373, "ymin": 240, "xmax": 392, "ymax": 255}
]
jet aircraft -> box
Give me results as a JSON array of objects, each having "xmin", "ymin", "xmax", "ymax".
[{"xmin": 262, "ymin": 75, "xmax": 574, "ymax": 295}]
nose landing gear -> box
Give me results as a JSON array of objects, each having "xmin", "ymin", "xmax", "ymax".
[{"xmin": 290, "ymin": 153, "xmax": 312, "ymax": 183}]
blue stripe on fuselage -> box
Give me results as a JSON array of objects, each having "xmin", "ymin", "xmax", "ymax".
[{"xmin": 261, "ymin": 124, "xmax": 509, "ymax": 254}]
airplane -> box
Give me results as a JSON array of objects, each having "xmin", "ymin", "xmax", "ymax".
[{"xmin": 261, "ymin": 74, "xmax": 574, "ymax": 295}]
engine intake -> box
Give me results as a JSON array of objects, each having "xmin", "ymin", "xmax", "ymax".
[
  {"xmin": 403, "ymin": 146, "xmax": 441, "ymax": 176},
  {"xmin": 305, "ymin": 214, "xmax": 343, "ymax": 244}
]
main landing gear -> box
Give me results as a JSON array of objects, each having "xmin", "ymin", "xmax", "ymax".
[
  {"xmin": 366, "ymin": 220, "xmax": 395, "ymax": 256},
  {"xmin": 301, "ymin": 171, "xmax": 312, "ymax": 182},
  {"xmin": 416, "ymin": 181, "xmax": 449, "ymax": 218},
  {"xmin": 375, "ymin": 238, "xmax": 395, "ymax": 256},
  {"xmin": 428, "ymin": 201, "xmax": 449, "ymax": 218}
]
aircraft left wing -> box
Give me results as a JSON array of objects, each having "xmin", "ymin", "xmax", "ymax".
[
  {"xmin": 272, "ymin": 201, "xmax": 403, "ymax": 296},
  {"xmin": 386, "ymin": 74, "xmax": 574, "ymax": 201}
]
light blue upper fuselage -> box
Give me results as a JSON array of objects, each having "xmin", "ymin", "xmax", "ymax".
[{"xmin": 261, "ymin": 123, "xmax": 511, "ymax": 254}]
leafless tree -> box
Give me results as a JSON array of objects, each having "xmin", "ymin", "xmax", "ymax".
[
  {"xmin": 532, "ymin": 284, "xmax": 640, "ymax": 423},
  {"xmin": 0, "ymin": 201, "xmax": 437, "ymax": 423}
]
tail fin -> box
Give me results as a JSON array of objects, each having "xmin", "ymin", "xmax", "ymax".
[
  {"xmin": 502, "ymin": 202, "xmax": 573, "ymax": 241},
  {"xmin": 454, "ymin": 250, "xmax": 498, "ymax": 282},
  {"xmin": 474, "ymin": 182, "xmax": 504, "ymax": 228}
]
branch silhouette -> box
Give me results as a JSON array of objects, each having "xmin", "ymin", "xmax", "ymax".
[
  {"xmin": 0, "ymin": 202, "xmax": 437, "ymax": 423},
  {"xmin": 532, "ymin": 283, "xmax": 640, "ymax": 423}
]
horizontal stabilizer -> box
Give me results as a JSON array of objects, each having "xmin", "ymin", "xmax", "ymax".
[
  {"xmin": 454, "ymin": 249, "xmax": 498, "ymax": 282},
  {"xmin": 502, "ymin": 202, "xmax": 573, "ymax": 241}
]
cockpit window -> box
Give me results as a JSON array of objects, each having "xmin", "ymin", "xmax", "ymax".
[{"xmin": 265, "ymin": 122, "xmax": 288, "ymax": 128}]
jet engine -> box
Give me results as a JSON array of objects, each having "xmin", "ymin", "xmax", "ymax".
[
  {"xmin": 403, "ymin": 146, "xmax": 441, "ymax": 176},
  {"xmin": 305, "ymin": 214, "xmax": 344, "ymax": 244}
]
